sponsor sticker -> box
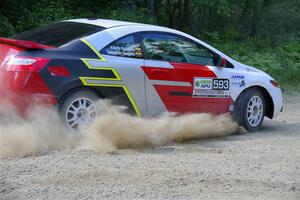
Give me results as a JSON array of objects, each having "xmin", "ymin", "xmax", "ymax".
[
  {"xmin": 231, "ymin": 74, "xmax": 245, "ymax": 79},
  {"xmin": 231, "ymin": 73, "xmax": 246, "ymax": 88},
  {"xmin": 194, "ymin": 79, "xmax": 212, "ymax": 90},
  {"xmin": 193, "ymin": 78, "xmax": 230, "ymax": 98},
  {"xmin": 105, "ymin": 44, "xmax": 143, "ymax": 57},
  {"xmin": 239, "ymin": 80, "xmax": 245, "ymax": 87}
]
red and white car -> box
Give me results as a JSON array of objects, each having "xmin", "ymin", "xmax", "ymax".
[{"xmin": 0, "ymin": 18, "xmax": 283, "ymax": 131}]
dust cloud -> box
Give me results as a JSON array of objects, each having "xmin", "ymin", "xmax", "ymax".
[
  {"xmin": 0, "ymin": 100, "xmax": 237, "ymax": 158},
  {"xmin": 0, "ymin": 100, "xmax": 77, "ymax": 158}
]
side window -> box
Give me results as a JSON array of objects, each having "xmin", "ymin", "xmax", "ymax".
[
  {"xmin": 101, "ymin": 35, "xmax": 142, "ymax": 58},
  {"xmin": 142, "ymin": 33, "xmax": 216, "ymax": 66}
]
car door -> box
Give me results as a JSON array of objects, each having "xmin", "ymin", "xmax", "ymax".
[
  {"xmin": 94, "ymin": 34, "xmax": 146, "ymax": 116},
  {"xmin": 140, "ymin": 32, "xmax": 233, "ymax": 115}
]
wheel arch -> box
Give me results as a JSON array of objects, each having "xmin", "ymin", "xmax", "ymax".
[
  {"xmin": 57, "ymin": 86, "xmax": 104, "ymax": 108},
  {"xmin": 238, "ymin": 85, "xmax": 274, "ymax": 119}
]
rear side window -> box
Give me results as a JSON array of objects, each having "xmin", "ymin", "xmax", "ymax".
[
  {"xmin": 142, "ymin": 33, "xmax": 216, "ymax": 65},
  {"xmin": 101, "ymin": 35, "xmax": 142, "ymax": 58},
  {"xmin": 11, "ymin": 22, "xmax": 105, "ymax": 47}
]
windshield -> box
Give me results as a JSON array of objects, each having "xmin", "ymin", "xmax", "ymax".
[{"xmin": 11, "ymin": 22, "xmax": 105, "ymax": 47}]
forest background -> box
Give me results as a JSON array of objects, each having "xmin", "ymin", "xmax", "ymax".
[{"xmin": 0, "ymin": 0, "xmax": 299, "ymax": 89}]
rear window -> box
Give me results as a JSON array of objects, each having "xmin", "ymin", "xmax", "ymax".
[{"xmin": 11, "ymin": 22, "xmax": 105, "ymax": 47}]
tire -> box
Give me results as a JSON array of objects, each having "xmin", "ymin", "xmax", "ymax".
[
  {"xmin": 233, "ymin": 88, "xmax": 266, "ymax": 132},
  {"xmin": 59, "ymin": 89, "xmax": 99, "ymax": 130}
]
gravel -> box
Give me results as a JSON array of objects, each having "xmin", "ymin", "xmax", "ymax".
[{"xmin": 1, "ymin": 94, "xmax": 299, "ymax": 200}]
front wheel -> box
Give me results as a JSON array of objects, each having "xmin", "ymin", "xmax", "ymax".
[
  {"xmin": 59, "ymin": 89, "xmax": 99, "ymax": 130},
  {"xmin": 233, "ymin": 88, "xmax": 265, "ymax": 132}
]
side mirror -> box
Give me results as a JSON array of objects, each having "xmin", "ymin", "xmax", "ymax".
[{"xmin": 216, "ymin": 57, "xmax": 227, "ymax": 68}]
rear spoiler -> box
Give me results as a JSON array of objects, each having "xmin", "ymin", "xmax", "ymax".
[{"xmin": 0, "ymin": 37, "xmax": 54, "ymax": 50}]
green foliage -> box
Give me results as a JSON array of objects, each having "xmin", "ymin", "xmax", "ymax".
[
  {"xmin": 193, "ymin": 0, "xmax": 231, "ymax": 17},
  {"xmin": 15, "ymin": 0, "xmax": 72, "ymax": 32},
  {"xmin": 214, "ymin": 40, "xmax": 300, "ymax": 90},
  {"xmin": 0, "ymin": 14, "xmax": 15, "ymax": 36},
  {"xmin": 0, "ymin": 0, "xmax": 299, "ymax": 89}
]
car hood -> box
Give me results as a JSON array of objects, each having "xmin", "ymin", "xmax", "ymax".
[{"xmin": 239, "ymin": 63, "xmax": 272, "ymax": 78}]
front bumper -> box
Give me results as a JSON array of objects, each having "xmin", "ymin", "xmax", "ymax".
[{"xmin": 270, "ymin": 87, "xmax": 283, "ymax": 118}]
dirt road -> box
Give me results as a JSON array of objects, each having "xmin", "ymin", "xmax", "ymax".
[{"xmin": 1, "ymin": 94, "xmax": 300, "ymax": 200}]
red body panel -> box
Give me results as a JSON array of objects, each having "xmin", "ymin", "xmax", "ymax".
[
  {"xmin": 143, "ymin": 62, "xmax": 233, "ymax": 114},
  {"xmin": 154, "ymin": 85, "xmax": 232, "ymax": 114},
  {"xmin": 0, "ymin": 71, "xmax": 57, "ymax": 115},
  {"xmin": 143, "ymin": 62, "xmax": 216, "ymax": 83},
  {"xmin": 0, "ymin": 42, "xmax": 56, "ymax": 115}
]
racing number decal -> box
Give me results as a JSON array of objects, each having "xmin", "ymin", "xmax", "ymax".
[
  {"xmin": 193, "ymin": 78, "xmax": 230, "ymax": 98},
  {"xmin": 212, "ymin": 79, "xmax": 229, "ymax": 90}
]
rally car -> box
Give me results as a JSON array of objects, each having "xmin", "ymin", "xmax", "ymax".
[{"xmin": 0, "ymin": 18, "xmax": 283, "ymax": 131}]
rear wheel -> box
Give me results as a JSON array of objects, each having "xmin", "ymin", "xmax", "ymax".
[
  {"xmin": 233, "ymin": 88, "xmax": 265, "ymax": 132},
  {"xmin": 59, "ymin": 89, "xmax": 99, "ymax": 130}
]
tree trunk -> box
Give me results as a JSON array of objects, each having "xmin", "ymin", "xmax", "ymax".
[
  {"xmin": 147, "ymin": 0, "xmax": 155, "ymax": 16},
  {"xmin": 179, "ymin": 0, "xmax": 190, "ymax": 30}
]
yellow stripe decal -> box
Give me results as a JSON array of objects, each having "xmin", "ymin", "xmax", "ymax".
[
  {"xmin": 80, "ymin": 58, "xmax": 122, "ymax": 81},
  {"xmin": 80, "ymin": 39, "xmax": 121, "ymax": 81},
  {"xmin": 80, "ymin": 77, "xmax": 141, "ymax": 117},
  {"xmin": 80, "ymin": 38, "xmax": 106, "ymax": 61},
  {"xmin": 79, "ymin": 39, "xmax": 140, "ymax": 116}
]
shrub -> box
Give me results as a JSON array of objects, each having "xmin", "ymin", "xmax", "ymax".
[{"xmin": 214, "ymin": 39, "xmax": 300, "ymax": 90}]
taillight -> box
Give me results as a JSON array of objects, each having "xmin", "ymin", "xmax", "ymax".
[
  {"xmin": 0, "ymin": 56, "xmax": 49, "ymax": 72},
  {"xmin": 270, "ymin": 80, "xmax": 280, "ymax": 88}
]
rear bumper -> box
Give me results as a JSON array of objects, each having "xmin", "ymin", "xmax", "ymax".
[{"xmin": 0, "ymin": 71, "xmax": 57, "ymax": 115}]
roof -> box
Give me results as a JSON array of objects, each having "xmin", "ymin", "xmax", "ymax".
[
  {"xmin": 66, "ymin": 19, "xmax": 237, "ymax": 66},
  {"xmin": 66, "ymin": 18, "xmax": 153, "ymax": 28}
]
